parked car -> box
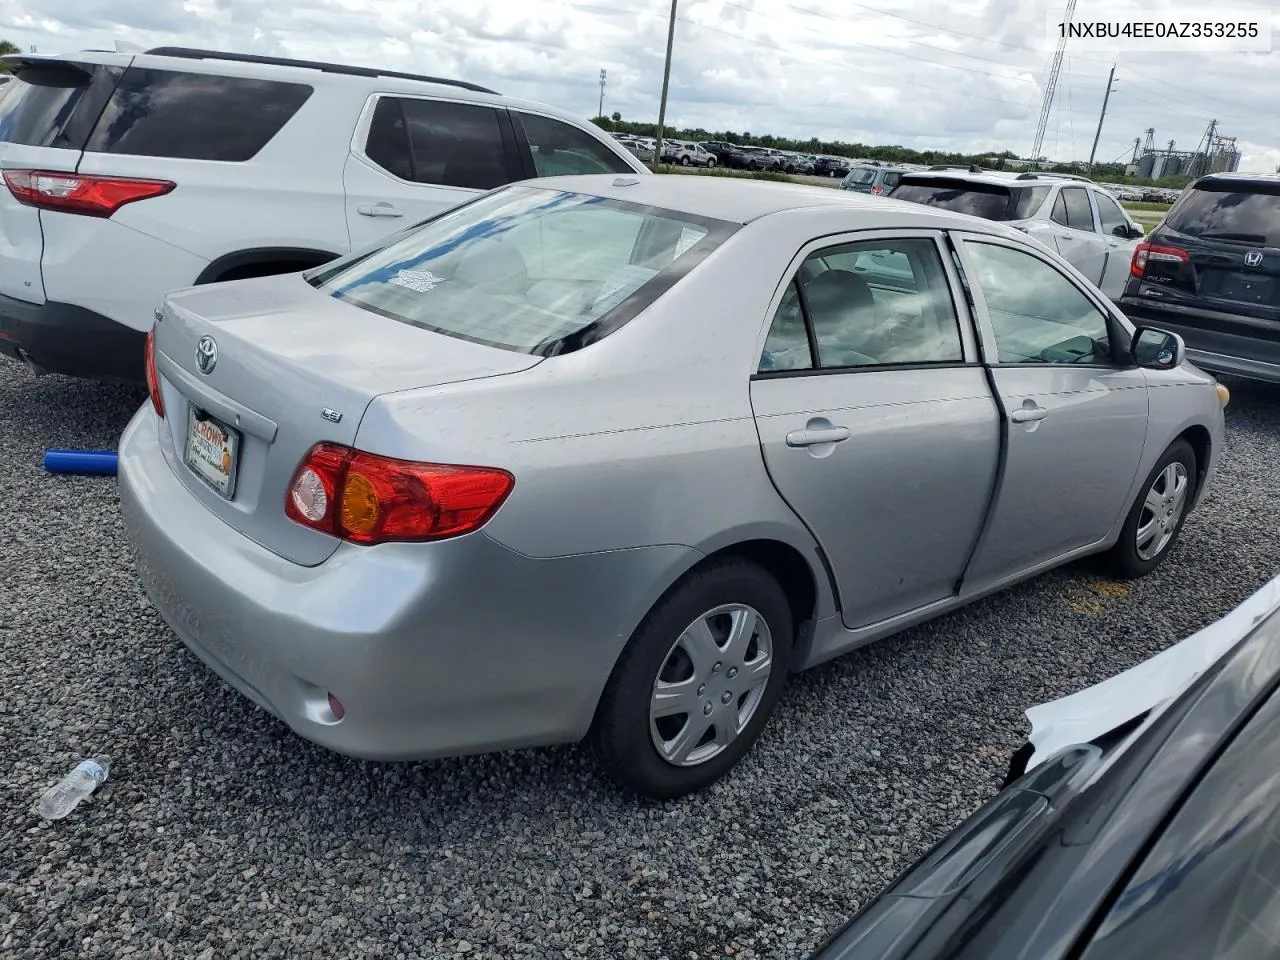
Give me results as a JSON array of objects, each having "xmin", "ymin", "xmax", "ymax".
[
  {"xmin": 614, "ymin": 135, "xmax": 654, "ymax": 163},
  {"xmin": 810, "ymin": 571, "xmax": 1280, "ymax": 960},
  {"xmin": 814, "ymin": 155, "xmax": 852, "ymax": 178},
  {"xmin": 119, "ymin": 175, "xmax": 1225, "ymax": 799},
  {"xmin": 0, "ymin": 46, "xmax": 646, "ymax": 383},
  {"xmin": 1117, "ymin": 172, "xmax": 1280, "ymax": 382},
  {"xmin": 841, "ymin": 164, "xmax": 910, "ymax": 196},
  {"xmin": 780, "ymin": 153, "xmax": 815, "ymax": 175},
  {"xmin": 701, "ymin": 140, "xmax": 753, "ymax": 170},
  {"xmin": 664, "ymin": 141, "xmax": 716, "ymax": 167},
  {"xmin": 735, "ymin": 146, "xmax": 778, "ymax": 171},
  {"xmin": 889, "ymin": 170, "xmax": 1146, "ymax": 299}
]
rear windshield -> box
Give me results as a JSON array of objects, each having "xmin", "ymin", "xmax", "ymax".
[
  {"xmin": 845, "ymin": 167, "xmax": 878, "ymax": 185},
  {"xmin": 0, "ymin": 63, "xmax": 118, "ymax": 149},
  {"xmin": 306, "ymin": 186, "xmax": 737, "ymax": 356},
  {"xmin": 1165, "ymin": 180, "xmax": 1280, "ymax": 246},
  {"xmin": 890, "ymin": 180, "xmax": 1050, "ymax": 221}
]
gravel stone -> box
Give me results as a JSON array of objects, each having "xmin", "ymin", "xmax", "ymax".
[{"xmin": 2, "ymin": 365, "xmax": 1278, "ymax": 960}]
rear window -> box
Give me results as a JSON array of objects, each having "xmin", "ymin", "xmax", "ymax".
[
  {"xmin": 890, "ymin": 180, "xmax": 1050, "ymax": 222},
  {"xmin": 0, "ymin": 63, "xmax": 121, "ymax": 149},
  {"xmin": 306, "ymin": 186, "xmax": 737, "ymax": 356},
  {"xmin": 84, "ymin": 68, "xmax": 313, "ymax": 161},
  {"xmin": 1165, "ymin": 180, "xmax": 1280, "ymax": 246},
  {"xmin": 845, "ymin": 167, "xmax": 878, "ymax": 185}
]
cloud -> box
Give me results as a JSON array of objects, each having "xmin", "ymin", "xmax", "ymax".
[{"xmin": 0, "ymin": 0, "xmax": 1275, "ymax": 169}]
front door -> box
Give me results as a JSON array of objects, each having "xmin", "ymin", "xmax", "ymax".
[
  {"xmin": 750, "ymin": 232, "xmax": 1002, "ymax": 629},
  {"xmin": 953, "ymin": 234, "xmax": 1150, "ymax": 592}
]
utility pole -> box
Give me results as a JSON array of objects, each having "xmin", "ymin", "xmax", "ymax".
[
  {"xmin": 653, "ymin": 0, "xmax": 678, "ymax": 167},
  {"xmin": 598, "ymin": 68, "xmax": 607, "ymax": 120},
  {"xmin": 1086, "ymin": 63, "xmax": 1116, "ymax": 174}
]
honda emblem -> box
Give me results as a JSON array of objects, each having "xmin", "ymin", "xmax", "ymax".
[{"xmin": 1244, "ymin": 251, "xmax": 1264, "ymax": 267}]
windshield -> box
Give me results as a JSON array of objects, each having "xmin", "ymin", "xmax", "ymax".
[
  {"xmin": 1165, "ymin": 181, "xmax": 1280, "ymax": 246},
  {"xmin": 845, "ymin": 167, "xmax": 878, "ymax": 185},
  {"xmin": 307, "ymin": 186, "xmax": 736, "ymax": 356}
]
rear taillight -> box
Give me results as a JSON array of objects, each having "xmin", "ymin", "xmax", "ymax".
[
  {"xmin": 1131, "ymin": 241, "xmax": 1189, "ymax": 278},
  {"xmin": 144, "ymin": 329, "xmax": 164, "ymax": 419},
  {"xmin": 2, "ymin": 169, "xmax": 175, "ymax": 217},
  {"xmin": 871, "ymin": 185, "xmax": 884, "ymax": 195},
  {"xmin": 285, "ymin": 443, "xmax": 514, "ymax": 545}
]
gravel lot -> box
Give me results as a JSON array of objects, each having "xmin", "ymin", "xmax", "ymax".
[{"xmin": 2, "ymin": 363, "xmax": 1278, "ymax": 960}]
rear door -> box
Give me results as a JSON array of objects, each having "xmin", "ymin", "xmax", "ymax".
[
  {"xmin": 750, "ymin": 230, "xmax": 1001, "ymax": 629},
  {"xmin": 952, "ymin": 233, "xmax": 1149, "ymax": 590},
  {"xmin": 1092, "ymin": 188, "xmax": 1142, "ymax": 298},
  {"xmin": 0, "ymin": 55, "xmax": 129, "ymax": 304},
  {"xmin": 343, "ymin": 94, "xmax": 523, "ymax": 249},
  {"xmin": 1047, "ymin": 186, "xmax": 1108, "ymax": 287}
]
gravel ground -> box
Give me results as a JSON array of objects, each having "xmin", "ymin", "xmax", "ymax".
[{"xmin": 2, "ymin": 363, "xmax": 1278, "ymax": 960}]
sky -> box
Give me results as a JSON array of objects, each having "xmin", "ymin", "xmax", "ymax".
[{"xmin": 1, "ymin": 0, "xmax": 1277, "ymax": 171}]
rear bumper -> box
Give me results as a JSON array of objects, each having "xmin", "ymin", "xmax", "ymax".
[
  {"xmin": 0, "ymin": 294, "xmax": 146, "ymax": 381},
  {"xmin": 117, "ymin": 405, "xmax": 694, "ymax": 761},
  {"xmin": 1118, "ymin": 296, "xmax": 1280, "ymax": 383}
]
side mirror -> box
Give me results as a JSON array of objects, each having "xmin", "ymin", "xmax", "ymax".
[
  {"xmin": 1131, "ymin": 326, "xmax": 1185, "ymax": 370},
  {"xmin": 1122, "ymin": 223, "xmax": 1145, "ymax": 239}
]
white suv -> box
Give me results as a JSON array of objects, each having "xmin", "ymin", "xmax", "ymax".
[
  {"xmin": 0, "ymin": 47, "xmax": 648, "ymax": 381},
  {"xmin": 889, "ymin": 168, "xmax": 1146, "ymax": 299}
]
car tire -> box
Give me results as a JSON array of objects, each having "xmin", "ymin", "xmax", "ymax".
[
  {"xmin": 1102, "ymin": 438, "xmax": 1197, "ymax": 579},
  {"xmin": 680, "ymin": 156, "xmax": 690, "ymax": 166},
  {"xmin": 707, "ymin": 158, "xmax": 716, "ymax": 168},
  {"xmin": 588, "ymin": 559, "xmax": 793, "ymax": 799}
]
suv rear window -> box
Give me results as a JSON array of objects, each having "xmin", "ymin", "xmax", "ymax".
[
  {"xmin": 1164, "ymin": 179, "xmax": 1280, "ymax": 246},
  {"xmin": 306, "ymin": 186, "xmax": 736, "ymax": 356},
  {"xmin": 890, "ymin": 179, "xmax": 1050, "ymax": 222},
  {"xmin": 84, "ymin": 68, "xmax": 313, "ymax": 161},
  {"xmin": 0, "ymin": 62, "xmax": 121, "ymax": 149},
  {"xmin": 845, "ymin": 167, "xmax": 878, "ymax": 185}
]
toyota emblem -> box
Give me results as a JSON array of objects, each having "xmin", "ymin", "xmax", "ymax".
[
  {"xmin": 1245, "ymin": 251, "xmax": 1264, "ymax": 267},
  {"xmin": 195, "ymin": 335, "xmax": 218, "ymax": 375}
]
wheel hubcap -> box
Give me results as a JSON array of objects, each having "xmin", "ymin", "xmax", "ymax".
[
  {"xmin": 1135, "ymin": 462, "xmax": 1189, "ymax": 561},
  {"xmin": 649, "ymin": 603, "xmax": 773, "ymax": 767}
]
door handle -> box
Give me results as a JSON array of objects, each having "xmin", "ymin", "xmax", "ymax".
[
  {"xmin": 357, "ymin": 203, "xmax": 404, "ymax": 218},
  {"xmin": 1010, "ymin": 406, "xmax": 1048, "ymax": 423},
  {"xmin": 786, "ymin": 425, "xmax": 851, "ymax": 447}
]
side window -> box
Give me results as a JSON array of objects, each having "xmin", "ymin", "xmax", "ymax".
[
  {"xmin": 883, "ymin": 172, "xmax": 902, "ymax": 189},
  {"xmin": 364, "ymin": 97, "xmax": 511, "ymax": 191},
  {"xmin": 758, "ymin": 237, "xmax": 964, "ymax": 372},
  {"xmin": 963, "ymin": 241, "xmax": 1113, "ymax": 365},
  {"xmin": 515, "ymin": 112, "xmax": 635, "ymax": 176},
  {"xmin": 1062, "ymin": 187, "xmax": 1097, "ymax": 231},
  {"xmin": 1051, "ymin": 192, "xmax": 1070, "ymax": 227},
  {"xmin": 84, "ymin": 69, "xmax": 313, "ymax": 161},
  {"xmin": 759, "ymin": 281, "xmax": 813, "ymax": 372},
  {"xmin": 1095, "ymin": 191, "xmax": 1130, "ymax": 237}
]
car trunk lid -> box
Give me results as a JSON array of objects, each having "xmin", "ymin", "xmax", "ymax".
[{"xmin": 151, "ymin": 272, "xmax": 542, "ymax": 566}]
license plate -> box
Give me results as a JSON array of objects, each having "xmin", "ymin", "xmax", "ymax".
[
  {"xmin": 183, "ymin": 407, "xmax": 241, "ymax": 499},
  {"xmin": 1213, "ymin": 271, "xmax": 1274, "ymax": 305}
]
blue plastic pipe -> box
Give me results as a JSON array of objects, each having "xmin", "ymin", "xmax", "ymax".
[{"xmin": 43, "ymin": 449, "xmax": 118, "ymax": 476}]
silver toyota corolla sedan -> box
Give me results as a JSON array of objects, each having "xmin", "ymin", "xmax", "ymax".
[{"xmin": 118, "ymin": 174, "xmax": 1228, "ymax": 798}]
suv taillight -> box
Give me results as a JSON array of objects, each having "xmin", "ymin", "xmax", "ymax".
[
  {"xmin": 2, "ymin": 170, "xmax": 175, "ymax": 217},
  {"xmin": 144, "ymin": 329, "xmax": 165, "ymax": 419},
  {"xmin": 1131, "ymin": 241, "xmax": 1189, "ymax": 278},
  {"xmin": 285, "ymin": 443, "xmax": 514, "ymax": 545}
]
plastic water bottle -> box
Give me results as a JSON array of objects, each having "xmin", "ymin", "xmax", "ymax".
[{"xmin": 37, "ymin": 757, "xmax": 111, "ymax": 820}]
